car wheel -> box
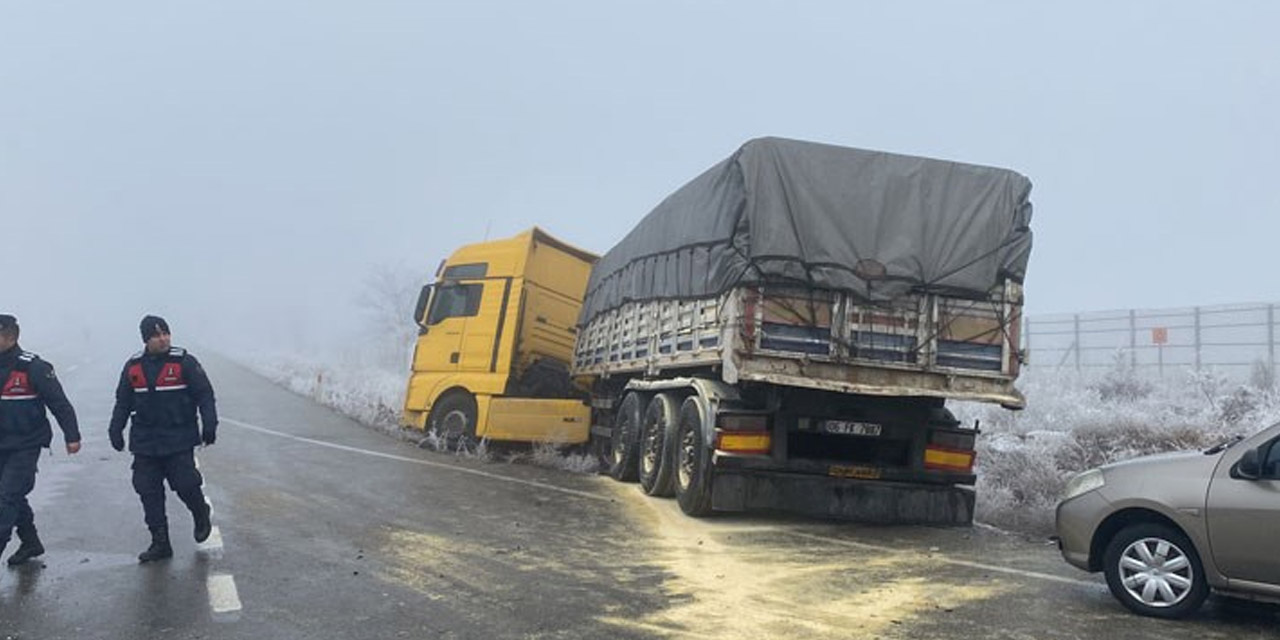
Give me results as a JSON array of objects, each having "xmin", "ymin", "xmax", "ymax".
[{"xmin": 1102, "ymin": 523, "xmax": 1209, "ymax": 619}]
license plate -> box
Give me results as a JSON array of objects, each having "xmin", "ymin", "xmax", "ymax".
[
  {"xmin": 828, "ymin": 464, "xmax": 882, "ymax": 480},
  {"xmin": 822, "ymin": 420, "xmax": 882, "ymax": 437}
]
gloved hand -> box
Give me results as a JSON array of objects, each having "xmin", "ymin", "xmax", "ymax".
[
  {"xmin": 109, "ymin": 429, "xmax": 125, "ymax": 452},
  {"xmin": 201, "ymin": 428, "xmax": 216, "ymax": 446}
]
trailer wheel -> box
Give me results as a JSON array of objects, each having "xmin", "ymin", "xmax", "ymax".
[
  {"xmin": 607, "ymin": 392, "xmax": 643, "ymax": 482},
  {"xmin": 639, "ymin": 392, "xmax": 679, "ymax": 497},
  {"xmin": 429, "ymin": 392, "xmax": 477, "ymax": 448},
  {"xmin": 675, "ymin": 395, "xmax": 714, "ymax": 516}
]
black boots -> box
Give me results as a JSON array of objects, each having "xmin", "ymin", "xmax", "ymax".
[
  {"xmin": 136, "ymin": 500, "xmax": 210, "ymax": 563},
  {"xmin": 193, "ymin": 501, "xmax": 212, "ymax": 543},
  {"xmin": 138, "ymin": 526, "xmax": 173, "ymax": 563},
  {"xmin": 6, "ymin": 523, "xmax": 45, "ymax": 566}
]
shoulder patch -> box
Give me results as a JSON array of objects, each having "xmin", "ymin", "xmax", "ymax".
[
  {"xmin": 129, "ymin": 350, "xmax": 144, "ymax": 361},
  {"xmin": 18, "ymin": 351, "xmax": 36, "ymax": 362},
  {"xmin": 169, "ymin": 347, "xmax": 187, "ymax": 357}
]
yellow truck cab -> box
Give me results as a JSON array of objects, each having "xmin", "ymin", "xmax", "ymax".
[{"xmin": 403, "ymin": 228, "xmax": 597, "ymax": 444}]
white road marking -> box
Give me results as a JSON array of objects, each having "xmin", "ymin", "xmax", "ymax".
[
  {"xmin": 222, "ymin": 416, "xmax": 1101, "ymax": 589},
  {"xmin": 197, "ymin": 525, "xmax": 224, "ymax": 551},
  {"xmin": 207, "ymin": 574, "xmax": 242, "ymax": 614},
  {"xmin": 222, "ymin": 417, "xmax": 611, "ymax": 502},
  {"xmin": 791, "ymin": 531, "xmax": 1100, "ymax": 588}
]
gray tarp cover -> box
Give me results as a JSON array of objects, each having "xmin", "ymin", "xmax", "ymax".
[{"xmin": 579, "ymin": 137, "xmax": 1033, "ymax": 326}]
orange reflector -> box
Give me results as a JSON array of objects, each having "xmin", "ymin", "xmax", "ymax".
[
  {"xmin": 924, "ymin": 446, "xmax": 975, "ymax": 472},
  {"xmin": 716, "ymin": 432, "xmax": 772, "ymax": 454}
]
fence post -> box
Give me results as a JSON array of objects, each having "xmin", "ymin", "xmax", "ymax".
[
  {"xmin": 1269, "ymin": 304, "xmax": 1275, "ymax": 374},
  {"xmin": 1194, "ymin": 306, "xmax": 1202, "ymax": 371},
  {"xmin": 1074, "ymin": 313, "xmax": 1081, "ymax": 373},
  {"xmin": 1023, "ymin": 315, "xmax": 1031, "ymax": 365},
  {"xmin": 1129, "ymin": 309, "xmax": 1136, "ymax": 369}
]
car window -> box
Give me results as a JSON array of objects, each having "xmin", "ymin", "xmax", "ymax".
[{"xmin": 1264, "ymin": 440, "xmax": 1280, "ymax": 479}]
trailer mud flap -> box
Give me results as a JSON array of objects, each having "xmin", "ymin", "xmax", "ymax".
[
  {"xmin": 711, "ymin": 473, "xmax": 747, "ymax": 512},
  {"xmin": 713, "ymin": 472, "xmax": 975, "ymax": 526}
]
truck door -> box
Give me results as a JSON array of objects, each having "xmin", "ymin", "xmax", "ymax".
[
  {"xmin": 458, "ymin": 278, "xmax": 513, "ymax": 373},
  {"xmin": 415, "ymin": 281, "xmax": 485, "ymax": 374}
]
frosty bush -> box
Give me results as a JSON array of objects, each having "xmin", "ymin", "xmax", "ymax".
[
  {"xmin": 1090, "ymin": 350, "xmax": 1152, "ymax": 402},
  {"xmin": 1249, "ymin": 359, "xmax": 1276, "ymax": 391},
  {"xmin": 959, "ymin": 365, "xmax": 1280, "ymax": 536}
]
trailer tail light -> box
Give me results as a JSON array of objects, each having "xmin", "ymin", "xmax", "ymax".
[
  {"xmin": 924, "ymin": 446, "xmax": 975, "ymax": 473},
  {"xmin": 716, "ymin": 432, "xmax": 772, "ymax": 455},
  {"xmin": 930, "ymin": 430, "xmax": 976, "ymax": 451},
  {"xmin": 926, "ymin": 428, "xmax": 976, "ymax": 473},
  {"xmin": 716, "ymin": 413, "xmax": 771, "ymax": 454},
  {"xmin": 718, "ymin": 414, "xmax": 768, "ymax": 432}
]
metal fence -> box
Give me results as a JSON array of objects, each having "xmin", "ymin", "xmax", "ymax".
[{"xmin": 1025, "ymin": 302, "xmax": 1279, "ymax": 376}]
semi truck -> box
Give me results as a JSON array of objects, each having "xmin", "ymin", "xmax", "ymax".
[
  {"xmin": 404, "ymin": 137, "xmax": 1033, "ymax": 525},
  {"xmin": 401, "ymin": 227, "xmax": 597, "ymax": 444}
]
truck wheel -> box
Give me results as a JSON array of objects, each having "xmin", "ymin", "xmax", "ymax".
[
  {"xmin": 675, "ymin": 396, "xmax": 714, "ymax": 516},
  {"xmin": 639, "ymin": 392, "xmax": 679, "ymax": 497},
  {"xmin": 429, "ymin": 392, "xmax": 477, "ymax": 448},
  {"xmin": 1102, "ymin": 523, "xmax": 1209, "ymax": 619},
  {"xmin": 607, "ymin": 392, "xmax": 643, "ymax": 482}
]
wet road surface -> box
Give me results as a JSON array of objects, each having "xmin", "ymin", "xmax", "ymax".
[{"xmin": 1, "ymin": 351, "xmax": 1276, "ymax": 639}]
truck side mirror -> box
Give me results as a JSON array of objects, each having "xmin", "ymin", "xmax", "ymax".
[
  {"xmin": 1235, "ymin": 447, "xmax": 1262, "ymax": 480},
  {"xmin": 414, "ymin": 284, "xmax": 434, "ymax": 327}
]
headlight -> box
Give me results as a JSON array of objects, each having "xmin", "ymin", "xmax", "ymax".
[{"xmin": 1061, "ymin": 469, "xmax": 1105, "ymax": 502}]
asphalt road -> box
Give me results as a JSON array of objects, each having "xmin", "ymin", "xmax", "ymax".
[{"xmin": 1, "ymin": 350, "xmax": 1277, "ymax": 639}]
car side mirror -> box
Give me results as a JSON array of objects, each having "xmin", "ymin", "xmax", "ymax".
[{"xmin": 1236, "ymin": 448, "xmax": 1262, "ymax": 480}]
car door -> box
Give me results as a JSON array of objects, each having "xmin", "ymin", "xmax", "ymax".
[{"xmin": 1205, "ymin": 425, "xmax": 1280, "ymax": 588}]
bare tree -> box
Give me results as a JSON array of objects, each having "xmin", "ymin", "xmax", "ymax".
[{"xmin": 357, "ymin": 263, "xmax": 426, "ymax": 371}]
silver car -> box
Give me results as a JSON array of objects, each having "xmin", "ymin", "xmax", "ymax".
[{"xmin": 1055, "ymin": 420, "xmax": 1280, "ymax": 618}]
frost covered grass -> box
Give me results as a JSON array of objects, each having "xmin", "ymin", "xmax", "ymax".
[
  {"xmin": 503, "ymin": 442, "xmax": 601, "ymax": 474},
  {"xmin": 954, "ymin": 359, "xmax": 1280, "ymax": 535},
  {"xmin": 241, "ymin": 351, "xmax": 600, "ymax": 474},
  {"xmin": 244, "ymin": 353, "xmax": 408, "ymax": 434}
]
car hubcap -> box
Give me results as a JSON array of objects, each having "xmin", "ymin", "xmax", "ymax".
[{"xmin": 1118, "ymin": 537, "xmax": 1195, "ymax": 608}]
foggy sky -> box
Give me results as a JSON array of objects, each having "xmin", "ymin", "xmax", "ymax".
[{"xmin": 3, "ymin": 1, "xmax": 1277, "ymax": 354}]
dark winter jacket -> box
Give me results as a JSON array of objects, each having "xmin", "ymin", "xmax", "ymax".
[
  {"xmin": 109, "ymin": 347, "xmax": 217, "ymax": 456},
  {"xmin": 0, "ymin": 344, "xmax": 81, "ymax": 451}
]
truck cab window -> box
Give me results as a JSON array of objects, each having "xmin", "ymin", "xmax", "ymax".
[
  {"xmin": 443, "ymin": 263, "xmax": 488, "ymax": 279},
  {"xmin": 427, "ymin": 283, "xmax": 483, "ymax": 325}
]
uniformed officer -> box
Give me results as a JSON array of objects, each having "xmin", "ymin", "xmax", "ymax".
[
  {"xmin": 109, "ymin": 315, "xmax": 217, "ymax": 562},
  {"xmin": 0, "ymin": 314, "xmax": 81, "ymax": 566}
]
